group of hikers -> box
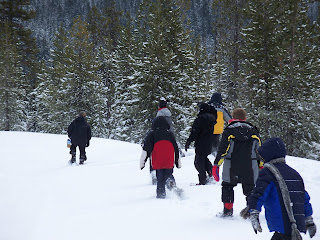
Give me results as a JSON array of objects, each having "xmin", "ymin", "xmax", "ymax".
[
  {"xmin": 66, "ymin": 93, "xmax": 316, "ymax": 240},
  {"xmin": 139, "ymin": 93, "xmax": 317, "ymax": 240}
]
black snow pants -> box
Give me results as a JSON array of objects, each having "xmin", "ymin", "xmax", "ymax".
[
  {"xmin": 70, "ymin": 144, "xmax": 87, "ymax": 160},
  {"xmin": 194, "ymin": 154, "xmax": 213, "ymax": 185},
  {"xmin": 221, "ymin": 179, "xmax": 254, "ymax": 204}
]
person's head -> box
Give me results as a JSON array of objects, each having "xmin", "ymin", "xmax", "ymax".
[
  {"xmin": 232, "ymin": 108, "xmax": 246, "ymax": 121},
  {"xmin": 152, "ymin": 116, "xmax": 170, "ymax": 130},
  {"xmin": 257, "ymin": 137, "xmax": 286, "ymax": 163},
  {"xmin": 209, "ymin": 92, "xmax": 222, "ymax": 104},
  {"xmin": 79, "ymin": 111, "xmax": 86, "ymax": 118},
  {"xmin": 198, "ymin": 102, "xmax": 210, "ymax": 114},
  {"xmin": 159, "ymin": 97, "xmax": 167, "ymax": 108}
]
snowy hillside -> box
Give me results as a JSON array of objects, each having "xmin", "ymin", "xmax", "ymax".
[{"xmin": 1, "ymin": 131, "xmax": 319, "ymax": 240}]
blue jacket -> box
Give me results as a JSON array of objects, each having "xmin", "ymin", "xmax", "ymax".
[{"xmin": 248, "ymin": 138, "xmax": 313, "ymax": 235}]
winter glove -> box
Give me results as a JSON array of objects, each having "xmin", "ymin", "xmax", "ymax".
[
  {"xmin": 240, "ymin": 206, "xmax": 250, "ymax": 220},
  {"xmin": 212, "ymin": 165, "xmax": 220, "ymax": 182},
  {"xmin": 140, "ymin": 150, "xmax": 148, "ymax": 170},
  {"xmin": 86, "ymin": 141, "xmax": 90, "ymax": 147},
  {"xmin": 250, "ymin": 210, "xmax": 262, "ymax": 234},
  {"xmin": 175, "ymin": 157, "xmax": 182, "ymax": 169},
  {"xmin": 305, "ymin": 216, "xmax": 317, "ymax": 238}
]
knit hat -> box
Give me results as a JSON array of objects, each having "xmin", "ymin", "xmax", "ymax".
[
  {"xmin": 159, "ymin": 97, "xmax": 167, "ymax": 108},
  {"xmin": 257, "ymin": 137, "xmax": 286, "ymax": 163},
  {"xmin": 208, "ymin": 92, "xmax": 222, "ymax": 104}
]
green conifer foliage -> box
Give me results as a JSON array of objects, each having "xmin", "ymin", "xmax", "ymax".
[
  {"xmin": 0, "ymin": 0, "xmax": 40, "ymax": 131},
  {"xmin": 133, "ymin": 0, "xmax": 198, "ymax": 144},
  {"xmin": 0, "ymin": 23, "xmax": 26, "ymax": 131}
]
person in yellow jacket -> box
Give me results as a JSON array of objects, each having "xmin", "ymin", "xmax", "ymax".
[{"xmin": 207, "ymin": 93, "xmax": 231, "ymax": 155}]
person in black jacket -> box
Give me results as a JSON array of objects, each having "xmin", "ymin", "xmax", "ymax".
[
  {"xmin": 67, "ymin": 111, "xmax": 92, "ymax": 165},
  {"xmin": 207, "ymin": 93, "xmax": 231, "ymax": 155},
  {"xmin": 212, "ymin": 108, "xmax": 262, "ymax": 217},
  {"xmin": 185, "ymin": 102, "xmax": 217, "ymax": 185},
  {"xmin": 140, "ymin": 116, "xmax": 181, "ymax": 198}
]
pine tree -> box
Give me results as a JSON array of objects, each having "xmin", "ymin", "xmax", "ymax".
[
  {"xmin": 0, "ymin": 0, "xmax": 40, "ymax": 131},
  {"xmin": 241, "ymin": 0, "xmax": 284, "ymax": 136},
  {"xmin": 64, "ymin": 16, "xmax": 108, "ymax": 137},
  {"xmin": 211, "ymin": 0, "xmax": 247, "ymax": 104},
  {"xmin": 0, "ymin": 23, "xmax": 27, "ymax": 131},
  {"xmin": 35, "ymin": 25, "xmax": 70, "ymax": 134},
  {"xmin": 109, "ymin": 13, "xmax": 139, "ymax": 141},
  {"xmin": 276, "ymin": 0, "xmax": 320, "ymax": 156},
  {"xmin": 133, "ymin": 0, "xmax": 197, "ymax": 144}
]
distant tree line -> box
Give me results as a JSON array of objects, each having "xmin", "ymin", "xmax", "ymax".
[{"xmin": 0, "ymin": 0, "xmax": 319, "ymax": 159}]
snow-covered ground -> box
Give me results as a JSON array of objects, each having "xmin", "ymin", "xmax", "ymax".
[{"xmin": 0, "ymin": 131, "xmax": 319, "ymax": 240}]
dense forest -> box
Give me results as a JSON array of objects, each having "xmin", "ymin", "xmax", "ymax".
[{"xmin": 0, "ymin": 0, "xmax": 319, "ymax": 160}]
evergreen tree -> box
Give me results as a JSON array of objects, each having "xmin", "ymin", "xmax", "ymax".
[
  {"xmin": 109, "ymin": 13, "xmax": 139, "ymax": 142},
  {"xmin": 241, "ymin": 0, "xmax": 284, "ymax": 136},
  {"xmin": 276, "ymin": 0, "xmax": 320, "ymax": 156},
  {"xmin": 133, "ymin": 0, "xmax": 197, "ymax": 144},
  {"xmin": 0, "ymin": 23, "xmax": 26, "ymax": 131},
  {"xmin": 211, "ymin": 0, "xmax": 247, "ymax": 104},
  {"xmin": 64, "ymin": 16, "xmax": 108, "ymax": 137},
  {"xmin": 0, "ymin": 0, "xmax": 40, "ymax": 131},
  {"xmin": 36, "ymin": 25, "xmax": 70, "ymax": 134}
]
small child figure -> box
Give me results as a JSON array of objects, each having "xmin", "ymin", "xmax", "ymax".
[
  {"xmin": 140, "ymin": 116, "xmax": 181, "ymax": 198},
  {"xmin": 212, "ymin": 108, "xmax": 262, "ymax": 217}
]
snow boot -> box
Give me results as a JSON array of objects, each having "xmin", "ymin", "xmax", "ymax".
[
  {"xmin": 151, "ymin": 171, "xmax": 157, "ymax": 185},
  {"xmin": 79, "ymin": 156, "xmax": 85, "ymax": 165},
  {"xmin": 240, "ymin": 206, "xmax": 250, "ymax": 219},
  {"xmin": 166, "ymin": 178, "xmax": 176, "ymax": 190},
  {"xmin": 70, "ymin": 151, "xmax": 76, "ymax": 164},
  {"xmin": 217, "ymin": 203, "xmax": 233, "ymax": 218}
]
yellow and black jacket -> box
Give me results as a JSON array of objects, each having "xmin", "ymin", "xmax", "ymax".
[{"xmin": 214, "ymin": 120, "xmax": 262, "ymax": 184}]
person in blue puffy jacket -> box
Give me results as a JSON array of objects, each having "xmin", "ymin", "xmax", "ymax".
[{"xmin": 248, "ymin": 137, "xmax": 317, "ymax": 240}]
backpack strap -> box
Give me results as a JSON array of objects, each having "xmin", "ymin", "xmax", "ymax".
[{"xmin": 264, "ymin": 161, "xmax": 302, "ymax": 240}]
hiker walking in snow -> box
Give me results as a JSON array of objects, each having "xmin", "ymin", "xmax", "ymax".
[
  {"xmin": 140, "ymin": 116, "xmax": 181, "ymax": 199},
  {"xmin": 185, "ymin": 102, "xmax": 217, "ymax": 185},
  {"xmin": 247, "ymin": 137, "xmax": 317, "ymax": 240},
  {"xmin": 207, "ymin": 92, "xmax": 231, "ymax": 155},
  {"xmin": 212, "ymin": 108, "xmax": 262, "ymax": 217},
  {"xmin": 67, "ymin": 111, "xmax": 92, "ymax": 165}
]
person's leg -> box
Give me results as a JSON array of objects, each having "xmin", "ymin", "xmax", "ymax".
[
  {"xmin": 221, "ymin": 181, "xmax": 237, "ymax": 216},
  {"xmin": 165, "ymin": 169, "xmax": 176, "ymax": 190},
  {"xmin": 69, "ymin": 144, "xmax": 76, "ymax": 163},
  {"xmin": 270, "ymin": 232, "xmax": 291, "ymax": 240},
  {"xmin": 194, "ymin": 155, "xmax": 207, "ymax": 185},
  {"xmin": 241, "ymin": 178, "xmax": 255, "ymax": 204},
  {"xmin": 205, "ymin": 156, "xmax": 213, "ymax": 175},
  {"xmin": 149, "ymin": 159, "xmax": 157, "ymax": 185},
  {"xmin": 211, "ymin": 134, "xmax": 220, "ymax": 155},
  {"xmin": 79, "ymin": 146, "xmax": 86, "ymax": 164},
  {"xmin": 156, "ymin": 170, "xmax": 166, "ymax": 198}
]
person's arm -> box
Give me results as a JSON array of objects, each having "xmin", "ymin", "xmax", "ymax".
[
  {"xmin": 213, "ymin": 129, "xmax": 230, "ymax": 166},
  {"xmin": 67, "ymin": 122, "xmax": 73, "ymax": 138},
  {"xmin": 185, "ymin": 118, "xmax": 201, "ymax": 150},
  {"xmin": 222, "ymin": 107, "xmax": 232, "ymax": 122}
]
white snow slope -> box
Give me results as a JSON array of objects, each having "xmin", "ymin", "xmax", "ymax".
[{"xmin": 0, "ymin": 131, "xmax": 319, "ymax": 240}]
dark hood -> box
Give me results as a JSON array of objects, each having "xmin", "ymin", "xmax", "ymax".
[
  {"xmin": 75, "ymin": 116, "xmax": 85, "ymax": 122},
  {"xmin": 152, "ymin": 116, "xmax": 170, "ymax": 130},
  {"xmin": 257, "ymin": 137, "xmax": 286, "ymax": 162},
  {"xmin": 208, "ymin": 92, "xmax": 222, "ymax": 104},
  {"xmin": 227, "ymin": 121, "xmax": 258, "ymax": 142}
]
